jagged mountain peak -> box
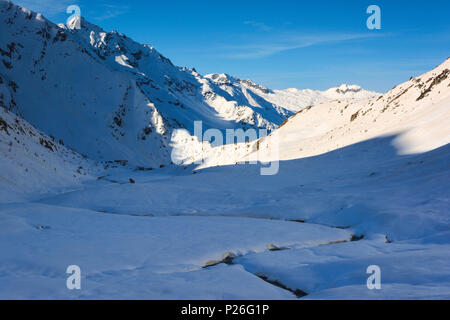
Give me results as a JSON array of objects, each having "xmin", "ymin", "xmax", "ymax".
[
  {"xmin": 320, "ymin": 84, "xmax": 379, "ymax": 101},
  {"xmin": 205, "ymin": 73, "xmax": 272, "ymax": 95}
]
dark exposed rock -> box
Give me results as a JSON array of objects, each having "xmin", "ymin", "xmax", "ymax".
[
  {"xmin": 350, "ymin": 234, "xmax": 365, "ymax": 242},
  {"xmin": 417, "ymin": 69, "xmax": 449, "ymax": 101},
  {"xmin": 203, "ymin": 252, "xmax": 237, "ymax": 268},
  {"xmin": 39, "ymin": 137, "xmax": 56, "ymax": 152},
  {"xmin": 350, "ymin": 110, "xmax": 360, "ymax": 122},
  {"xmin": 0, "ymin": 116, "xmax": 11, "ymax": 134}
]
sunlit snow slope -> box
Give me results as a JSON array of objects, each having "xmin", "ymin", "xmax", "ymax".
[{"xmin": 250, "ymin": 58, "xmax": 450, "ymax": 161}]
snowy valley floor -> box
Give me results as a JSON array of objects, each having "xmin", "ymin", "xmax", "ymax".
[{"xmin": 1, "ymin": 135, "xmax": 449, "ymax": 299}]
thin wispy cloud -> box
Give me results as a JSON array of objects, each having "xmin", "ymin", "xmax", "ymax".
[
  {"xmin": 92, "ymin": 4, "xmax": 129, "ymax": 21},
  {"xmin": 244, "ymin": 21, "xmax": 272, "ymax": 32},
  {"xmin": 222, "ymin": 32, "xmax": 383, "ymax": 59}
]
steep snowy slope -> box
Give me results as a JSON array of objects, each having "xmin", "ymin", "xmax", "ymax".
[
  {"xmin": 64, "ymin": 15, "xmax": 291, "ymax": 131},
  {"xmin": 0, "ymin": 103, "xmax": 93, "ymax": 204},
  {"xmin": 0, "ymin": 2, "xmax": 170, "ymax": 166},
  {"xmin": 0, "ymin": 1, "xmax": 293, "ymax": 167}
]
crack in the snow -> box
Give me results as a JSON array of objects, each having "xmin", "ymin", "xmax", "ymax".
[
  {"xmin": 255, "ymin": 274, "xmax": 308, "ymax": 298},
  {"xmin": 201, "ymin": 251, "xmax": 308, "ymax": 298},
  {"xmin": 199, "ymin": 235, "xmax": 364, "ymax": 298}
]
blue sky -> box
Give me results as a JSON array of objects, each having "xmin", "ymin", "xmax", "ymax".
[{"xmin": 14, "ymin": 0, "xmax": 450, "ymax": 92}]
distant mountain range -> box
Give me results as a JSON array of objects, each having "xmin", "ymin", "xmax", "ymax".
[
  {"xmin": 0, "ymin": 0, "xmax": 378, "ymax": 169},
  {"xmin": 177, "ymin": 57, "xmax": 450, "ymax": 168}
]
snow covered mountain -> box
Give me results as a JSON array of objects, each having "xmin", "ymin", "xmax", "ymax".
[
  {"xmin": 0, "ymin": 0, "xmax": 292, "ymax": 167},
  {"xmin": 0, "ymin": 0, "xmax": 380, "ymax": 168}
]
